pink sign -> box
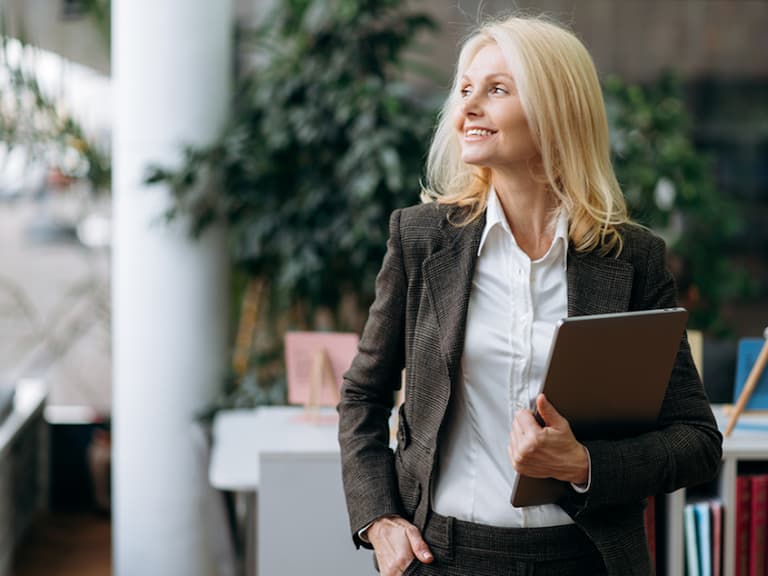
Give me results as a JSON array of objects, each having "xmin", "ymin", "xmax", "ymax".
[{"xmin": 284, "ymin": 331, "xmax": 359, "ymax": 406}]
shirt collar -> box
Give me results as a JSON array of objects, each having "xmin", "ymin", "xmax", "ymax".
[
  {"xmin": 477, "ymin": 187, "xmax": 509, "ymax": 255},
  {"xmin": 478, "ymin": 187, "xmax": 569, "ymax": 271}
]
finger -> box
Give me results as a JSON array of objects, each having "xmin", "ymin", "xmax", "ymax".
[
  {"xmin": 375, "ymin": 544, "xmax": 411, "ymax": 576},
  {"xmin": 509, "ymin": 421, "xmax": 535, "ymax": 471},
  {"xmin": 379, "ymin": 544, "xmax": 413, "ymax": 575},
  {"xmin": 370, "ymin": 518, "xmax": 418, "ymax": 575},
  {"xmin": 511, "ymin": 411, "xmax": 525, "ymax": 439},
  {"xmin": 515, "ymin": 409, "xmax": 542, "ymax": 436},
  {"xmin": 405, "ymin": 524, "xmax": 433, "ymax": 563},
  {"xmin": 508, "ymin": 442, "xmax": 521, "ymax": 470},
  {"xmin": 510, "ymin": 414, "xmax": 534, "ymax": 453},
  {"xmin": 536, "ymin": 394, "xmax": 565, "ymax": 427}
]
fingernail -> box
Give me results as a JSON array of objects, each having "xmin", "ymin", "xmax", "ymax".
[{"xmin": 422, "ymin": 552, "xmax": 432, "ymax": 560}]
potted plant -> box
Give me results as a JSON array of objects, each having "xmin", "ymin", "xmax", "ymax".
[{"xmin": 147, "ymin": 0, "xmax": 437, "ymax": 405}]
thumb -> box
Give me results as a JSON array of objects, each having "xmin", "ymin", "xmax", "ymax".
[
  {"xmin": 536, "ymin": 394, "xmax": 565, "ymax": 427},
  {"xmin": 404, "ymin": 524, "xmax": 433, "ymax": 564}
]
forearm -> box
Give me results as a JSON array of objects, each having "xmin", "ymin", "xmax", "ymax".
[
  {"xmin": 339, "ymin": 361, "xmax": 406, "ymax": 545},
  {"xmin": 561, "ymin": 369, "xmax": 721, "ymax": 513},
  {"xmin": 577, "ymin": 232, "xmax": 721, "ymax": 507},
  {"xmin": 338, "ymin": 208, "xmax": 409, "ymax": 547}
]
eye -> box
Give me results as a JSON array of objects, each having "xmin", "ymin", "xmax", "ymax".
[
  {"xmin": 460, "ymin": 86, "xmax": 472, "ymax": 98},
  {"xmin": 491, "ymin": 84, "xmax": 509, "ymax": 95}
]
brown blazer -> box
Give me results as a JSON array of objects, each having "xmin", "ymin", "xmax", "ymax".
[{"xmin": 338, "ymin": 202, "xmax": 722, "ymax": 576}]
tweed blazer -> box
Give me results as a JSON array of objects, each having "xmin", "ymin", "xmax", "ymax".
[{"xmin": 338, "ymin": 202, "xmax": 723, "ymax": 576}]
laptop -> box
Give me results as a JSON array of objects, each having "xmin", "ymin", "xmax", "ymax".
[{"xmin": 510, "ymin": 307, "xmax": 689, "ymax": 507}]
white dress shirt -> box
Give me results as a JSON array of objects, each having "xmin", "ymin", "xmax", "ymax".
[{"xmin": 431, "ymin": 189, "xmax": 575, "ymax": 528}]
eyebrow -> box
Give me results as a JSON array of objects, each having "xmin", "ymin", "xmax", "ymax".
[{"xmin": 460, "ymin": 72, "xmax": 515, "ymax": 84}]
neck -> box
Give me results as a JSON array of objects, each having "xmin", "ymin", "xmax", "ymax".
[{"xmin": 491, "ymin": 166, "xmax": 558, "ymax": 259}]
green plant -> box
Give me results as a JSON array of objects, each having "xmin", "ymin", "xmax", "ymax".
[
  {"xmin": 604, "ymin": 73, "xmax": 751, "ymax": 334},
  {"xmin": 148, "ymin": 0, "xmax": 436, "ymax": 325},
  {"xmin": 0, "ymin": 36, "xmax": 111, "ymax": 194},
  {"xmin": 147, "ymin": 0, "xmax": 437, "ymax": 401}
]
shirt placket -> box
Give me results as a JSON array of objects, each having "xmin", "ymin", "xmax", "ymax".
[
  {"xmin": 507, "ymin": 241, "xmax": 524, "ymax": 421},
  {"xmin": 511, "ymin": 257, "xmax": 533, "ymax": 409},
  {"xmin": 508, "ymin": 244, "xmax": 533, "ymax": 526}
]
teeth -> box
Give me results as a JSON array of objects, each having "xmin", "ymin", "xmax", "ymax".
[{"xmin": 467, "ymin": 128, "xmax": 494, "ymax": 137}]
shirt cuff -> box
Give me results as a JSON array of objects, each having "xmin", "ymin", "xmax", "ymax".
[
  {"xmin": 570, "ymin": 446, "xmax": 592, "ymax": 493},
  {"xmin": 358, "ymin": 514, "xmax": 399, "ymax": 543},
  {"xmin": 358, "ymin": 521, "xmax": 374, "ymax": 543}
]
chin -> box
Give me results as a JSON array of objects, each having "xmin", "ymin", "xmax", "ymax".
[{"xmin": 460, "ymin": 153, "xmax": 486, "ymax": 167}]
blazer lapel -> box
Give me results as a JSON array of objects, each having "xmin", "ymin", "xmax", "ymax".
[
  {"xmin": 422, "ymin": 212, "xmax": 485, "ymax": 385},
  {"xmin": 567, "ymin": 247, "xmax": 635, "ymax": 316},
  {"xmin": 421, "ymin": 215, "xmax": 635, "ymax": 379}
]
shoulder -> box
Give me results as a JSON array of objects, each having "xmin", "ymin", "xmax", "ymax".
[
  {"xmin": 615, "ymin": 223, "xmax": 667, "ymax": 264},
  {"xmin": 392, "ymin": 202, "xmax": 455, "ymax": 245},
  {"xmin": 615, "ymin": 224, "xmax": 672, "ymax": 301},
  {"xmin": 397, "ymin": 202, "xmax": 452, "ymax": 228},
  {"xmin": 389, "ymin": 201, "xmax": 477, "ymax": 267}
]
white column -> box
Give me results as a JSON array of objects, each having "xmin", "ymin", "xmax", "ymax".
[{"xmin": 112, "ymin": 2, "xmax": 232, "ymax": 575}]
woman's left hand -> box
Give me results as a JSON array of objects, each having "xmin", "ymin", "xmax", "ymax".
[{"xmin": 508, "ymin": 394, "xmax": 589, "ymax": 485}]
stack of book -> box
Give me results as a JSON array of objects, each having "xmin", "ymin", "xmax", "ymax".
[
  {"xmin": 684, "ymin": 498, "xmax": 724, "ymax": 576},
  {"xmin": 734, "ymin": 473, "xmax": 768, "ymax": 576}
]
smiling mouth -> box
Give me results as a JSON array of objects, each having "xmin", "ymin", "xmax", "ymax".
[{"xmin": 465, "ymin": 128, "xmax": 496, "ymax": 137}]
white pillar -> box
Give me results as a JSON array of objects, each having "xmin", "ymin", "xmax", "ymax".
[{"xmin": 112, "ymin": 2, "xmax": 232, "ymax": 575}]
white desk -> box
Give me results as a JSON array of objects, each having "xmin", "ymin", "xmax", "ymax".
[
  {"xmin": 210, "ymin": 406, "xmax": 341, "ymax": 491},
  {"xmin": 209, "ymin": 406, "xmax": 377, "ymax": 576}
]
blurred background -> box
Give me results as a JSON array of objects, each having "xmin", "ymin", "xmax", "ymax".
[{"xmin": 0, "ymin": 0, "xmax": 766, "ymax": 575}]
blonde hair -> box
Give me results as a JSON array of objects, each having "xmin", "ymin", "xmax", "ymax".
[{"xmin": 421, "ymin": 15, "xmax": 631, "ymax": 254}]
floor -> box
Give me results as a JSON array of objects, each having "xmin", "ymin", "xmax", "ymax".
[{"xmin": 14, "ymin": 513, "xmax": 111, "ymax": 576}]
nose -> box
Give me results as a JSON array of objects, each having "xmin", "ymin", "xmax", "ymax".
[{"xmin": 460, "ymin": 92, "xmax": 482, "ymax": 117}]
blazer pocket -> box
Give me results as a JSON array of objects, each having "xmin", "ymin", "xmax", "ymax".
[
  {"xmin": 397, "ymin": 403, "xmax": 410, "ymax": 449},
  {"xmin": 399, "ymin": 474, "xmax": 422, "ymax": 517},
  {"xmin": 395, "ymin": 450, "xmax": 422, "ymax": 516},
  {"xmin": 402, "ymin": 557, "xmax": 422, "ymax": 576}
]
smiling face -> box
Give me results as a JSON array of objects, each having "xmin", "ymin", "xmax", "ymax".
[{"xmin": 453, "ymin": 43, "xmax": 540, "ymax": 172}]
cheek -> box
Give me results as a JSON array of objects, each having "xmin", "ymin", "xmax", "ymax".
[
  {"xmin": 516, "ymin": 112, "xmax": 536, "ymax": 143},
  {"xmin": 453, "ymin": 115, "xmax": 464, "ymax": 135},
  {"xmin": 452, "ymin": 106, "xmax": 466, "ymax": 134}
]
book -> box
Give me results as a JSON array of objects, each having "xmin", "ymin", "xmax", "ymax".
[
  {"xmin": 749, "ymin": 474, "xmax": 768, "ymax": 576},
  {"xmin": 736, "ymin": 475, "xmax": 752, "ymax": 576},
  {"xmin": 695, "ymin": 501, "xmax": 712, "ymax": 576},
  {"xmin": 733, "ymin": 339, "xmax": 768, "ymax": 410},
  {"xmin": 644, "ymin": 495, "xmax": 656, "ymax": 571},
  {"xmin": 710, "ymin": 499, "xmax": 723, "ymax": 576},
  {"xmin": 686, "ymin": 503, "xmax": 701, "ymax": 576}
]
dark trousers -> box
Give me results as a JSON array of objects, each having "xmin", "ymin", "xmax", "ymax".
[{"xmin": 403, "ymin": 512, "xmax": 608, "ymax": 576}]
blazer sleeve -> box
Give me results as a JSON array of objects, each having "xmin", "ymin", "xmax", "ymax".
[
  {"xmin": 560, "ymin": 234, "xmax": 723, "ymax": 517},
  {"xmin": 338, "ymin": 209, "xmax": 407, "ymax": 548}
]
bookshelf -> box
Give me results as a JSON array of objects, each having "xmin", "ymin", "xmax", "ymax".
[{"xmin": 663, "ymin": 405, "xmax": 768, "ymax": 576}]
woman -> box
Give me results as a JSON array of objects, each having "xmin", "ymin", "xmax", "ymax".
[{"xmin": 338, "ymin": 15, "xmax": 722, "ymax": 576}]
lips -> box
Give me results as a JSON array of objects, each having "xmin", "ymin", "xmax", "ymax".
[{"xmin": 465, "ymin": 127, "xmax": 496, "ymax": 137}]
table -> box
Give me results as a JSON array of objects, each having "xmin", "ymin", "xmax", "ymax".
[
  {"xmin": 209, "ymin": 406, "xmax": 340, "ymax": 491},
  {"xmin": 209, "ymin": 406, "xmax": 377, "ymax": 576}
]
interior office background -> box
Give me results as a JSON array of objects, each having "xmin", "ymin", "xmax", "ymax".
[
  {"xmin": 2, "ymin": 0, "xmax": 766, "ymax": 407},
  {"xmin": 0, "ymin": 0, "xmax": 766, "ymax": 574}
]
